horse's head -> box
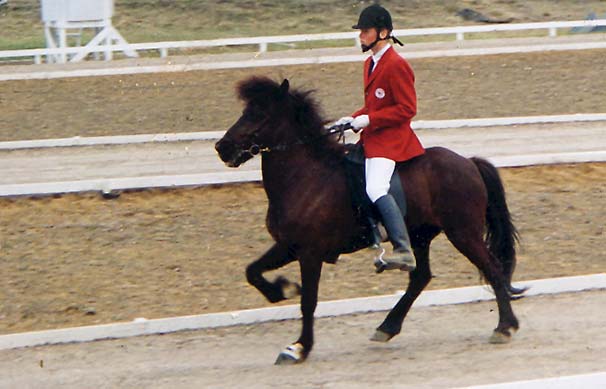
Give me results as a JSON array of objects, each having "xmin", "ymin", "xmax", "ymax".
[{"xmin": 215, "ymin": 77, "xmax": 294, "ymax": 167}]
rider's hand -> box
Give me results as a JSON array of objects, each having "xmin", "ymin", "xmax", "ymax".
[
  {"xmin": 351, "ymin": 115, "xmax": 369, "ymax": 131},
  {"xmin": 335, "ymin": 116, "xmax": 354, "ymax": 126}
]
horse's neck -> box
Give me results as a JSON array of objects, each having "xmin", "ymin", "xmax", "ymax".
[
  {"xmin": 261, "ymin": 147, "xmax": 338, "ymax": 202},
  {"xmin": 261, "ymin": 148, "xmax": 308, "ymax": 194}
]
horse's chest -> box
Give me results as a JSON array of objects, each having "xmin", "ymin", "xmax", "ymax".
[{"xmin": 266, "ymin": 195, "xmax": 329, "ymax": 237}]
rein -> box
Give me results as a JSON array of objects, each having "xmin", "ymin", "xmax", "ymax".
[{"xmin": 246, "ymin": 123, "xmax": 352, "ymax": 156}]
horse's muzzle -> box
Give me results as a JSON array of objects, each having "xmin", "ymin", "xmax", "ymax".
[
  {"xmin": 215, "ymin": 138, "xmax": 253, "ymax": 168},
  {"xmin": 215, "ymin": 138, "xmax": 235, "ymax": 165}
]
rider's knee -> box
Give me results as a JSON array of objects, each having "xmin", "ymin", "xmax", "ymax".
[{"xmin": 366, "ymin": 184, "xmax": 389, "ymax": 203}]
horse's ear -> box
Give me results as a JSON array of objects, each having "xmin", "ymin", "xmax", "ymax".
[{"xmin": 279, "ymin": 79, "xmax": 290, "ymax": 95}]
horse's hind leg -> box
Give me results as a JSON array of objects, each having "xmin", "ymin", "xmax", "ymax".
[
  {"xmin": 446, "ymin": 231, "xmax": 519, "ymax": 342},
  {"xmin": 246, "ymin": 243, "xmax": 299, "ymax": 303},
  {"xmin": 372, "ymin": 242, "xmax": 432, "ymax": 342}
]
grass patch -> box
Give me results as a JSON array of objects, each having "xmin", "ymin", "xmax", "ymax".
[{"xmin": 1, "ymin": 0, "xmax": 604, "ymax": 51}]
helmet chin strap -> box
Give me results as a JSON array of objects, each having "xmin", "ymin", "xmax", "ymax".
[
  {"xmin": 361, "ymin": 34, "xmax": 386, "ymax": 52},
  {"xmin": 361, "ymin": 30, "xmax": 402, "ymax": 52}
]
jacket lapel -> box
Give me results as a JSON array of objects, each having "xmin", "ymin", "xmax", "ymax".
[{"xmin": 364, "ymin": 46, "xmax": 393, "ymax": 91}]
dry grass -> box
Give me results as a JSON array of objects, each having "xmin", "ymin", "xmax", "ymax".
[{"xmin": 1, "ymin": 0, "xmax": 605, "ymax": 49}]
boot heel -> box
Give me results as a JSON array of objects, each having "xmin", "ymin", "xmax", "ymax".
[{"xmin": 373, "ymin": 194, "xmax": 416, "ymax": 273}]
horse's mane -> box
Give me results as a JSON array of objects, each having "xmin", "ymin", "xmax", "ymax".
[{"xmin": 237, "ymin": 76, "xmax": 346, "ymax": 161}]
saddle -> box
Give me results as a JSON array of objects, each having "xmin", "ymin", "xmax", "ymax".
[{"xmin": 343, "ymin": 143, "xmax": 407, "ymax": 247}]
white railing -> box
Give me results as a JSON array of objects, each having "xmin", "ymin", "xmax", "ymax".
[{"xmin": 1, "ymin": 19, "xmax": 605, "ymax": 64}]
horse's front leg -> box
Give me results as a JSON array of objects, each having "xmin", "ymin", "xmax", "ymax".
[
  {"xmin": 246, "ymin": 243, "xmax": 299, "ymax": 303},
  {"xmin": 275, "ymin": 257, "xmax": 323, "ymax": 365}
]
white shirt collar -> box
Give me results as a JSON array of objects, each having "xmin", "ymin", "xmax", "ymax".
[{"xmin": 372, "ymin": 43, "xmax": 391, "ymax": 66}]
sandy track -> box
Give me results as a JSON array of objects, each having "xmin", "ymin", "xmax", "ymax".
[{"xmin": 1, "ymin": 290, "xmax": 605, "ymax": 388}]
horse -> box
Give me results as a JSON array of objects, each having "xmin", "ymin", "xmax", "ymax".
[{"xmin": 215, "ymin": 76, "xmax": 525, "ymax": 365}]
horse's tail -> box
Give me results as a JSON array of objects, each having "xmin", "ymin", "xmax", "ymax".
[{"xmin": 471, "ymin": 157, "xmax": 526, "ymax": 297}]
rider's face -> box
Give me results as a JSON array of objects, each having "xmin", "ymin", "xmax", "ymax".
[
  {"xmin": 358, "ymin": 28, "xmax": 378, "ymax": 48},
  {"xmin": 359, "ymin": 28, "xmax": 388, "ymax": 53}
]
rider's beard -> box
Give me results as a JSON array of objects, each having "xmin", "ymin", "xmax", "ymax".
[{"xmin": 361, "ymin": 34, "xmax": 383, "ymax": 53}]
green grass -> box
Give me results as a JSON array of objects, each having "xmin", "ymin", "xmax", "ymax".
[
  {"xmin": 0, "ymin": 36, "xmax": 45, "ymax": 51},
  {"xmin": 1, "ymin": 0, "xmax": 604, "ymax": 51}
]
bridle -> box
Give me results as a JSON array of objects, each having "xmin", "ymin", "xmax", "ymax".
[{"xmin": 236, "ymin": 122, "xmax": 352, "ymax": 157}]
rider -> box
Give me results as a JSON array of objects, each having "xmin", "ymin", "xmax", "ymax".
[{"xmin": 336, "ymin": 4, "xmax": 425, "ymax": 273}]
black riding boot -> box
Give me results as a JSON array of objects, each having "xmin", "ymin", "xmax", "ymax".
[
  {"xmin": 367, "ymin": 216, "xmax": 382, "ymax": 249},
  {"xmin": 364, "ymin": 215, "xmax": 384, "ymax": 260},
  {"xmin": 374, "ymin": 194, "xmax": 416, "ymax": 273}
]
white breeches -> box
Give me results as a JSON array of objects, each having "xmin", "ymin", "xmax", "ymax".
[{"xmin": 365, "ymin": 157, "xmax": 395, "ymax": 203}]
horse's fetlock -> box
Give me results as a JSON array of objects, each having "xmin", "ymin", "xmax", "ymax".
[{"xmin": 245, "ymin": 264, "xmax": 258, "ymax": 284}]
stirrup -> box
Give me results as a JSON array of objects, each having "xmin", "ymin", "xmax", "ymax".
[
  {"xmin": 374, "ymin": 250, "xmax": 416, "ymax": 274},
  {"xmin": 372, "ymin": 247, "xmax": 386, "ymax": 273}
]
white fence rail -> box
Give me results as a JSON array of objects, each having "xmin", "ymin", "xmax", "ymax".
[
  {"xmin": 3, "ymin": 113, "xmax": 606, "ymax": 151},
  {"xmin": 1, "ymin": 19, "xmax": 606, "ymax": 64},
  {"xmin": 1, "ymin": 114, "xmax": 606, "ymax": 197},
  {"xmin": 1, "ymin": 274, "xmax": 604, "ymax": 350}
]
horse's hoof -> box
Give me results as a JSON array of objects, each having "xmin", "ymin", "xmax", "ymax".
[
  {"xmin": 275, "ymin": 276, "xmax": 301, "ymax": 300},
  {"xmin": 370, "ymin": 329, "xmax": 394, "ymax": 343},
  {"xmin": 489, "ymin": 330, "xmax": 511, "ymax": 344},
  {"xmin": 282, "ymin": 281, "xmax": 301, "ymax": 300},
  {"xmin": 274, "ymin": 343, "xmax": 305, "ymax": 365}
]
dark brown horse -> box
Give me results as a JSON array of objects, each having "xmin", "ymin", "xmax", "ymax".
[{"xmin": 215, "ymin": 76, "xmax": 525, "ymax": 365}]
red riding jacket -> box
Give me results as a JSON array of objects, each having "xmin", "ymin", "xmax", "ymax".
[{"xmin": 353, "ymin": 46, "xmax": 425, "ymax": 162}]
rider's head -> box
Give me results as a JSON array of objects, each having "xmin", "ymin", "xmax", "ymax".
[{"xmin": 352, "ymin": 4, "xmax": 403, "ymax": 53}]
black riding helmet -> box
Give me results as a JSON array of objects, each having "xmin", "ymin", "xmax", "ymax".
[
  {"xmin": 352, "ymin": 3, "xmax": 393, "ymax": 30},
  {"xmin": 352, "ymin": 4, "xmax": 403, "ymax": 51}
]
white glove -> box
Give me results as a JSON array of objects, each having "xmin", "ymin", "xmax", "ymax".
[
  {"xmin": 335, "ymin": 116, "xmax": 354, "ymax": 126},
  {"xmin": 351, "ymin": 115, "xmax": 370, "ymax": 131}
]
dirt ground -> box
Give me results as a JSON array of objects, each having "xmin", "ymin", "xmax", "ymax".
[
  {"xmin": 1, "ymin": 162, "xmax": 605, "ymax": 335},
  {"xmin": 1, "ymin": 50, "xmax": 605, "ymax": 142},
  {"xmin": 1, "ymin": 47, "xmax": 606, "ymax": 336}
]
